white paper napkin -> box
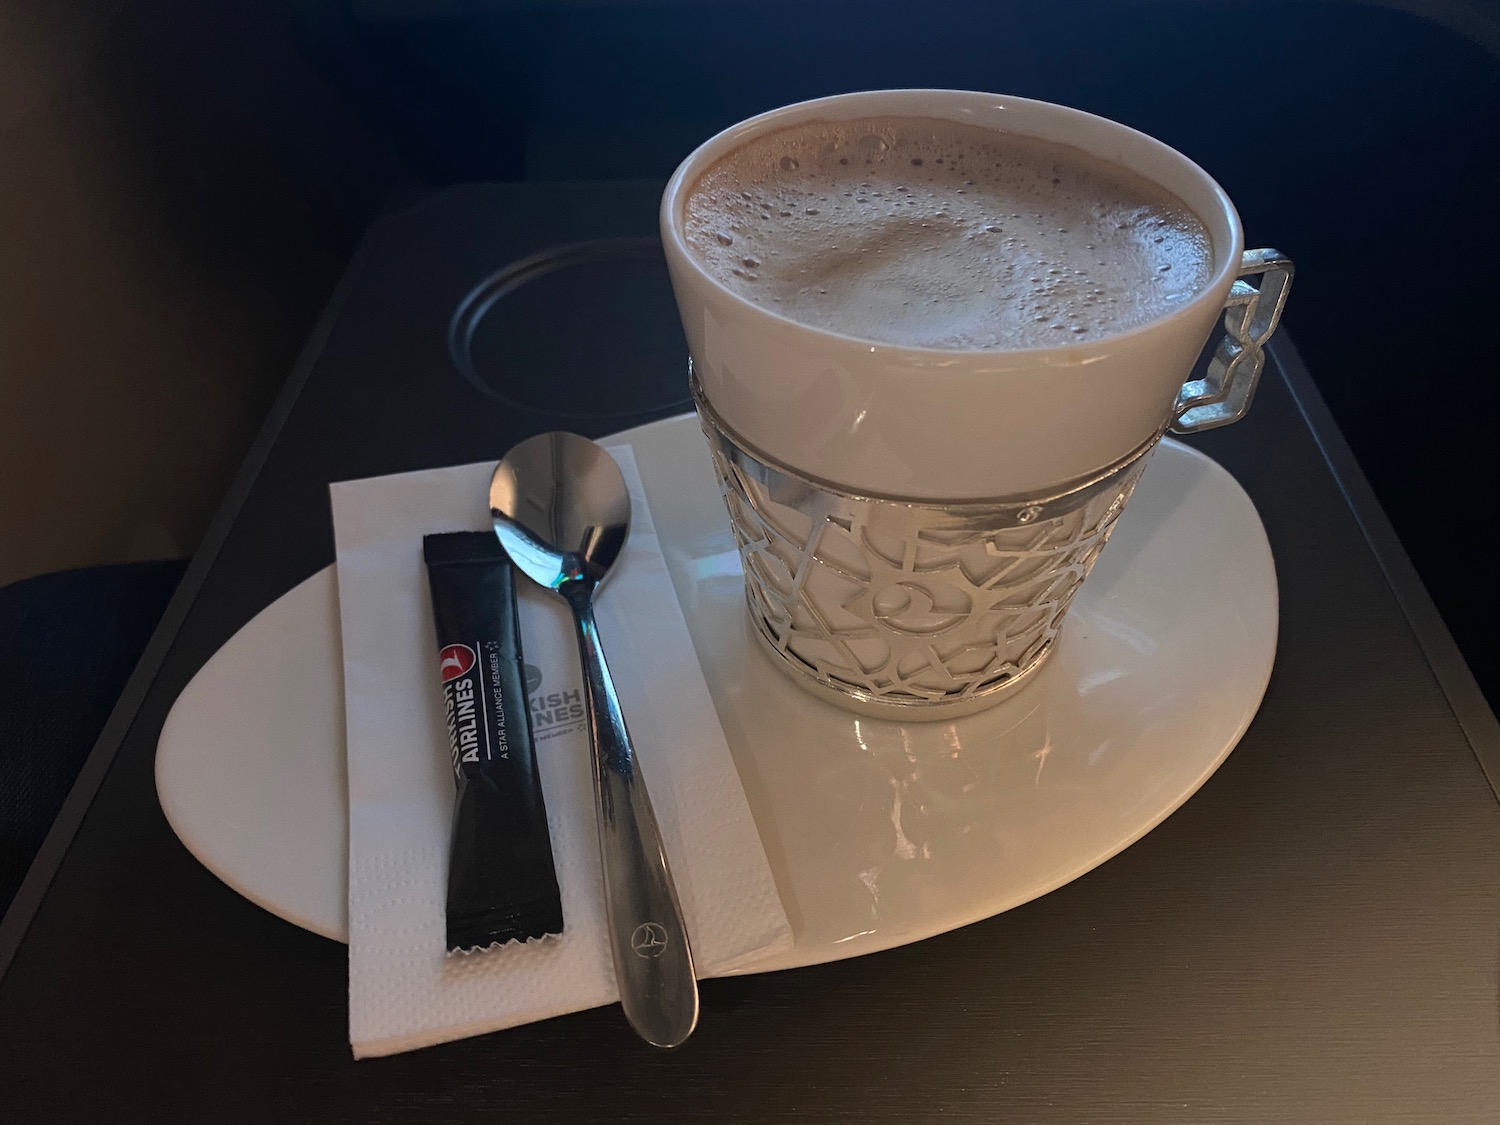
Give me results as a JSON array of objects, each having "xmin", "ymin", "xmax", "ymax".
[{"xmin": 329, "ymin": 444, "xmax": 792, "ymax": 1058}]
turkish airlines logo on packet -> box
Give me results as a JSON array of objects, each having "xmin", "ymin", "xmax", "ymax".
[{"xmin": 438, "ymin": 643, "xmax": 476, "ymax": 683}]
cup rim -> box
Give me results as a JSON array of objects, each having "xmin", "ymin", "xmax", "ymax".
[{"xmin": 660, "ymin": 88, "xmax": 1245, "ymax": 363}]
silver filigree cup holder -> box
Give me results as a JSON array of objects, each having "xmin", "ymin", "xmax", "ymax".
[{"xmin": 696, "ymin": 249, "xmax": 1292, "ymax": 719}]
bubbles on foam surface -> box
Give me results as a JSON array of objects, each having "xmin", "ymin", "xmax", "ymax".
[{"xmin": 683, "ymin": 115, "xmax": 1212, "ymax": 349}]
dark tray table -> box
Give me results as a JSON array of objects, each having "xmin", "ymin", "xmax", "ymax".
[{"xmin": 3, "ymin": 182, "xmax": 1497, "ymax": 1124}]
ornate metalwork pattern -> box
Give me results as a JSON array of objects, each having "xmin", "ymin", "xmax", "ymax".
[
  {"xmin": 1171, "ymin": 248, "xmax": 1294, "ymax": 434},
  {"xmin": 694, "ymin": 381, "xmax": 1156, "ymax": 717}
]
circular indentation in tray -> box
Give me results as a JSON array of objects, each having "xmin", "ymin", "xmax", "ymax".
[{"xmin": 450, "ymin": 238, "xmax": 691, "ymax": 419}]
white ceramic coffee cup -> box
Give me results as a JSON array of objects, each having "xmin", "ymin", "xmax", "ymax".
[{"xmin": 661, "ymin": 89, "xmax": 1246, "ymax": 500}]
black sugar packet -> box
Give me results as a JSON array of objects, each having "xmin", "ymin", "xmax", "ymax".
[{"xmin": 423, "ymin": 532, "xmax": 564, "ymax": 953}]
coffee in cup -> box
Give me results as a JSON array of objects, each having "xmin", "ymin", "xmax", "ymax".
[
  {"xmin": 682, "ymin": 115, "xmax": 1214, "ymax": 351},
  {"xmin": 662, "ymin": 92, "xmax": 1290, "ymax": 717}
]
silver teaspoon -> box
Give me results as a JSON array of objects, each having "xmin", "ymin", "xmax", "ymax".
[{"xmin": 489, "ymin": 432, "xmax": 699, "ymax": 1048}]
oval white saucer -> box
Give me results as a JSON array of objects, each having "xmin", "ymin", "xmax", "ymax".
[{"xmin": 157, "ymin": 414, "xmax": 1276, "ymax": 970}]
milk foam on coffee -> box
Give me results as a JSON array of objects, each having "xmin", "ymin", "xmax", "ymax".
[{"xmin": 683, "ymin": 115, "xmax": 1214, "ymax": 349}]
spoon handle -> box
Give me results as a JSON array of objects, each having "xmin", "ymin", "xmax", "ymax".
[{"xmin": 566, "ymin": 590, "xmax": 699, "ymax": 1048}]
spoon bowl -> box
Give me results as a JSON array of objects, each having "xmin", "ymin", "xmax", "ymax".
[{"xmin": 489, "ymin": 432, "xmax": 630, "ymax": 590}]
